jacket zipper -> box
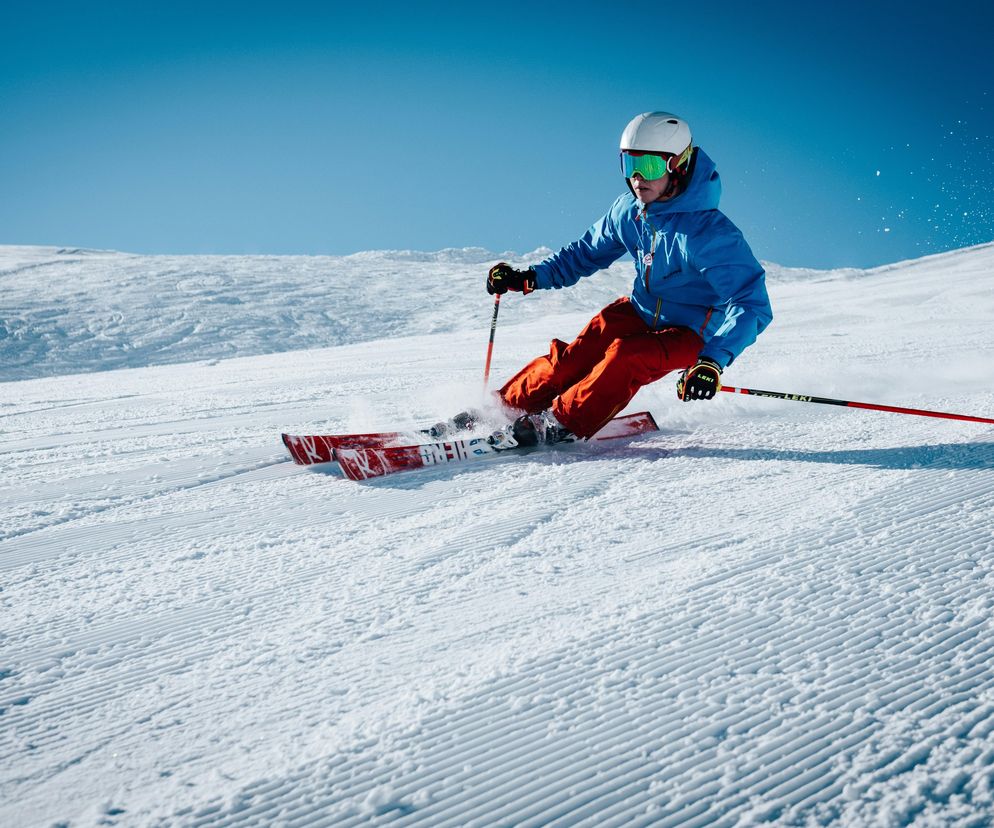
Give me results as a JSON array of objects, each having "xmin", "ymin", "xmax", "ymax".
[
  {"xmin": 699, "ymin": 307, "xmax": 713, "ymax": 336},
  {"xmin": 641, "ymin": 207, "xmax": 662, "ymax": 326}
]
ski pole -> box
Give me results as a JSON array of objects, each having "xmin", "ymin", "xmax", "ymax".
[
  {"xmin": 483, "ymin": 293, "xmax": 500, "ymax": 389},
  {"xmin": 720, "ymin": 385, "xmax": 994, "ymax": 425}
]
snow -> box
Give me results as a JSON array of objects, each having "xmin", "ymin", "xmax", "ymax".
[{"xmin": 2, "ymin": 241, "xmax": 994, "ymax": 826}]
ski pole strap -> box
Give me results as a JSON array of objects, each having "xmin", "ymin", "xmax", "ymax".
[
  {"xmin": 483, "ymin": 293, "xmax": 500, "ymax": 388},
  {"xmin": 720, "ymin": 385, "xmax": 994, "ymax": 425}
]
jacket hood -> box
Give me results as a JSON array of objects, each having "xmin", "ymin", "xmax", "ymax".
[{"xmin": 627, "ymin": 147, "xmax": 722, "ymax": 216}]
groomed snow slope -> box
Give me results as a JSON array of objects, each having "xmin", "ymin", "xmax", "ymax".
[{"xmin": 2, "ymin": 243, "xmax": 994, "ymax": 826}]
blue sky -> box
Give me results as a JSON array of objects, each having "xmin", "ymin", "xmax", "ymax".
[{"xmin": 1, "ymin": 1, "xmax": 991, "ymax": 268}]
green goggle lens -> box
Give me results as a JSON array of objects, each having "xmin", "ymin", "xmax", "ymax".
[{"xmin": 620, "ymin": 151, "xmax": 670, "ymax": 181}]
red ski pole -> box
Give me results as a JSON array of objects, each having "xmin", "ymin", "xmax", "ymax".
[
  {"xmin": 720, "ymin": 385, "xmax": 994, "ymax": 425},
  {"xmin": 483, "ymin": 293, "xmax": 500, "ymax": 390}
]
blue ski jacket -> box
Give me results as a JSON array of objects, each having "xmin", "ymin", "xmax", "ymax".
[{"xmin": 532, "ymin": 148, "xmax": 772, "ymax": 369}]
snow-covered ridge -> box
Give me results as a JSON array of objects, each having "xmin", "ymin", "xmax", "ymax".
[
  {"xmin": 342, "ymin": 246, "xmax": 555, "ymax": 264},
  {"xmin": 0, "ymin": 242, "xmax": 947, "ymax": 384},
  {"xmin": 763, "ymin": 240, "xmax": 994, "ymax": 283},
  {"xmin": 4, "ymin": 242, "xmax": 992, "ymax": 383},
  {"xmin": 0, "ymin": 245, "xmax": 568, "ymax": 382}
]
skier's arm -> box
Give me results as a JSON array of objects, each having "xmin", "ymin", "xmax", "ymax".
[
  {"xmin": 692, "ymin": 230, "xmax": 773, "ymax": 369},
  {"xmin": 532, "ymin": 207, "xmax": 627, "ymax": 290}
]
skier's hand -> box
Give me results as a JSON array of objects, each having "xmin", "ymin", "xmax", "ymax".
[
  {"xmin": 487, "ymin": 263, "xmax": 536, "ymax": 296},
  {"xmin": 677, "ymin": 358, "xmax": 722, "ymax": 401}
]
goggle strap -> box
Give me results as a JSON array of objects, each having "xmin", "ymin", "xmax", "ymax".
[{"xmin": 667, "ymin": 145, "xmax": 693, "ymax": 173}]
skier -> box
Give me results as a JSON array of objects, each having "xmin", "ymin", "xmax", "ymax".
[{"xmin": 486, "ymin": 111, "xmax": 773, "ymax": 449}]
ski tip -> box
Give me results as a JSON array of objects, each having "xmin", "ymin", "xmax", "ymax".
[
  {"xmin": 281, "ymin": 433, "xmax": 337, "ymax": 466},
  {"xmin": 280, "ymin": 434, "xmax": 300, "ymax": 465}
]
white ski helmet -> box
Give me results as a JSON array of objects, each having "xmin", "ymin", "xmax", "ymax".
[{"xmin": 620, "ymin": 112, "xmax": 693, "ymax": 175}]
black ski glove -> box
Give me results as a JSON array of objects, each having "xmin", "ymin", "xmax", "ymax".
[
  {"xmin": 487, "ymin": 263, "xmax": 536, "ymax": 296},
  {"xmin": 677, "ymin": 357, "xmax": 723, "ymax": 401}
]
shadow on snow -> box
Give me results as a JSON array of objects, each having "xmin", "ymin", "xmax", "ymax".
[
  {"xmin": 329, "ymin": 438, "xmax": 994, "ymax": 489},
  {"xmin": 643, "ymin": 440, "xmax": 994, "ymax": 472}
]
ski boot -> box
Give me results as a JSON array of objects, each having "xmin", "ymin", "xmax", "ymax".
[
  {"xmin": 487, "ymin": 410, "xmax": 575, "ymax": 451},
  {"xmin": 423, "ymin": 409, "xmax": 482, "ymax": 439}
]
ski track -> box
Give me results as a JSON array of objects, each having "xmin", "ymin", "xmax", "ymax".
[
  {"xmin": 4, "ymin": 423, "xmax": 992, "ymax": 826},
  {"xmin": 170, "ymin": 460, "xmax": 994, "ymax": 828},
  {"xmin": 1, "ymin": 243, "xmax": 994, "ymax": 826}
]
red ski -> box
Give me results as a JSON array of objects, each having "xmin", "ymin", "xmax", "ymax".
[
  {"xmin": 282, "ymin": 411, "xmax": 657, "ymax": 467},
  {"xmin": 282, "ymin": 429, "xmax": 412, "ymax": 466},
  {"xmin": 281, "ymin": 412, "xmax": 482, "ymax": 465},
  {"xmin": 335, "ymin": 411, "xmax": 659, "ymax": 481}
]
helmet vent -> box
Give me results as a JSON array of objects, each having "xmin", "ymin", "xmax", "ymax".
[{"xmin": 666, "ymin": 119, "xmax": 678, "ymax": 124}]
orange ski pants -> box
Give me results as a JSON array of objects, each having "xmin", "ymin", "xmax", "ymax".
[{"xmin": 499, "ymin": 297, "xmax": 705, "ymax": 438}]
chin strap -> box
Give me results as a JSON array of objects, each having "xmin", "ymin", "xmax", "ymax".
[{"xmin": 660, "ymin": 175, "xmax": 682, "ymax": 200}]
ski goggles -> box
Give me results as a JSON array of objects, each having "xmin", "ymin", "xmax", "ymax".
[{"xmin": 620, "ymin": 146, "xmax": 692, "ymax": 180}]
